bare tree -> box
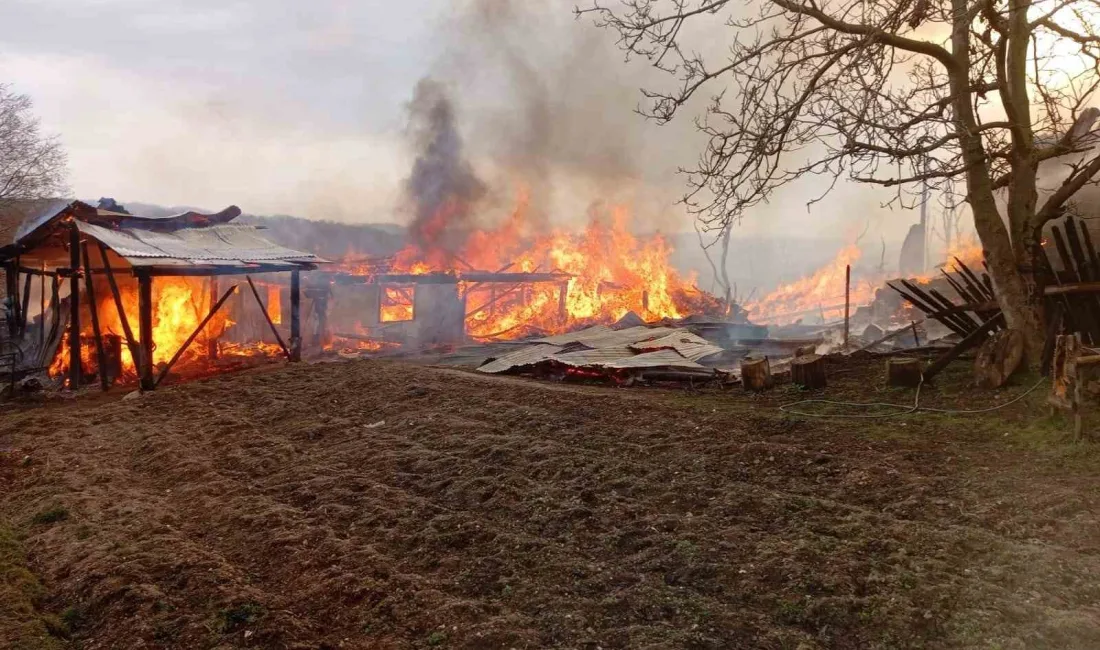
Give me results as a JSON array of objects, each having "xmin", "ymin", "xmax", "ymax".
[
  {"xmin": 578, "ymin": 0, "xmax": 1100, "ymax": 358},
  {"xmin": 0, "ymin": 84, "xmax": 67, "ymax": 200}
]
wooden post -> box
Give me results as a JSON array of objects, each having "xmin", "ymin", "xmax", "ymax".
[
  {"xmin": 791, "ymin": 354, "xmax": 827, "ymax": 389},
  {"xmin": 843, "ymin": 264, "xmax": 851, "ymax": 351},
  {"xmin": 39, "ymin": 264, "xmax": 45, "ymax": 345},
  {"xmin": 4, "ymin": 263, "xmax": 16, "ymax": 338},
  {"xmin": 558, "ymin": 282, "xmax": 568, "ymax": 320},
  {"xmin": 911, "ymin": 321, "xmax": 920, "ymax": 347},
  {"xmin": 741, "ymin": 356, "xmax": 772, "ymax": 391},
  {"xmin": 290, "ymin": 270, "xmax": 301, "ymax": 362},
  {"xmin": 81, "ymin": 243, "xmax": 109, "ymax": 391},
  {"xmin": 11, "ymin": 256, "xmax": 22, "ymax": 336},
  {"xmin": 208, "ymin": 276, "xmax": 219, "ymax": 360},
  {"xmin": 137, "ymin": 271, "xmax": 154, "ymax": 391},
  {"xmin": 20, "ymin": 272, "xmax": 32, "ymax": 335},
  {"xmin": 50, "ymin": 275, "xmax": 59, "ymax": 343},
  {"xmin": 68, "ymin": 225, "xmax": 82, "ymax": 389}
]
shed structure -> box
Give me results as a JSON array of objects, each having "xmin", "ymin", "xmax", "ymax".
[{"xmin": 0, "ymin": 199, "xmax": 321, "ymax": 390}]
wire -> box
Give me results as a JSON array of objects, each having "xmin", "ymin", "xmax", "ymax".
[{"xmin": 778, "ymin": 376, "xmax": 1047, "ymax": 419}]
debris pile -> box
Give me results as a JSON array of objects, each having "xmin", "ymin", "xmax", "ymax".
[{"xmin": 477, "ymin": 324, "xmax": 729, "ymax": 385}]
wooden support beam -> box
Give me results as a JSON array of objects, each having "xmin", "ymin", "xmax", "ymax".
[
  {"xmin": 68, "ymin": 225, "xmax": 82, "ymax": 389},
  {"xmin": 98, "ymin": 242, "xmax": 140, "ymax": 368},
  {"xmin": 20, "ymin": 272, "xmax": 32, "ymax": 334},
  {"xmin": 4, "ymin": 262, "xmax": 17, "ymax": 338},
  {"xmin": 245, "ymin": 275, "xmax": 291, "ymax": 360},
  {"xmin": 137, "ymin": 272, "xmax": 154, "ymax": 391},
  {"xmin": 290, "ymin": 270, "xmax": 301, "ymax": 362},
  {"xmin": 81, "ymin": 243, "xmax": 109, "ymax": 391},
  {"xmin": 154, "ymin": 284, "xmax": 238, "ymax": 388},
  {"xmin": 558, "ymin": 281, "xmax": 568, "ymax": 320},
  {"xmin": 851, "ymin": 318, "xmax": 929, "ymax": 354}
]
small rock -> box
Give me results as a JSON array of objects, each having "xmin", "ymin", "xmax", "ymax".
[{"xmin": 123, "ymin": 391, "xmax": 143, "ymax": 401}]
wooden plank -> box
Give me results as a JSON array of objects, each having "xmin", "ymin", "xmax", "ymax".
[
  {"xmin": 245, "ymin": 275, "xmax": 291, "ymax": 360},
  {"xmin": 19, "ymin": 272, "xmax": 32, "ymax": 334},
  {"xmin": 154, "ymin": 285, "xmax": 238, "ymax": 388}
]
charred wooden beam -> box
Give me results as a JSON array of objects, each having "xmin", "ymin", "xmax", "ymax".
[
  {"xmin": 4, "ymin": 262, "xmax": 17, "ymax": 338},
  {"xmin": 98, "ymin": 243, "xmax": 140, "ymax": 368},
  {"xmin": 923, "ymin": 313, "xmax": 1005, "ymax": 382},
  {"xmin": 81, "ymin": 243, "xmax": 110, "ymax": 391},
  {"xmin": 245, "ymin": 275, "xmax": 291, "ymax": 360},
  {"xmin": 137, "ymin": 271, "xmax": 154, "ymax": 391},
  {"xmin": 68, "ymin": 225, "xmax": 82, "ymax": 389},
  {"xmin": 154, "ymin": 284, "xmax": 238, "ymax": 388},
  {"xmin": 19, "ymin": 272, "xmax": 32, "ymax": 334},
  {"xmin": 290, "ymin": 270, "xmax": 301, "ymax": 362},
  {"xmin": 39, "ymin": 265, "xmax": 45, "ymax": 345}
]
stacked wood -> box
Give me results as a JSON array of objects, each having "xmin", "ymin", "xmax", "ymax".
[
  {"xmin": 886, "ymin": 358, "xmax": 923, "ymax": 388},
  {"xmin": 973, "ymin": 329, "xmax": 1025, "ymax": 389},
  {"xmin": 790, "ymin": 354, "xmax": 826, "ymax": 389},
  {"xmin": 741, "ymin": 356, "xmax": 772, "ymax": 392}
]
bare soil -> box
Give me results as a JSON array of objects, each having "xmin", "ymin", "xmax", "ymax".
[{"xmin": 2, "ymin": 355, "xmax": 1100, "ymax": 649}]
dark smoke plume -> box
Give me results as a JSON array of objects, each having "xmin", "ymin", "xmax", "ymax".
[{"xmin": 403, "ymin": 78, "xmax": 485, "ymax": 250}]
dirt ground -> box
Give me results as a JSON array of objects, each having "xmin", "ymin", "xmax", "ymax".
[{"xmin": 2, "ymin": 355, "xmax": 1100, "ymax": 649}]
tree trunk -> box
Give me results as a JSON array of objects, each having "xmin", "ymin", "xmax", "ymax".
[{"xmin": 982, "ymin": 224, "xmax": 1046, "ymax": 365}]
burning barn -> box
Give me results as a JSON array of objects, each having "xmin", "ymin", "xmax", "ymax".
[{"xmin": 0, "ymin": 199, "xmax": 321, "ymax": 391}]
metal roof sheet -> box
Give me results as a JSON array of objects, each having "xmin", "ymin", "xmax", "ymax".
[
  {"xmin": 478, "ymin": 343, "xmax": 564, "ymax": 374},
  {"xmin": 551, "ymin": 346, "xmax": 635, "ymax": 365},
  {"xmin": 77, "ymin": 221, "xmax": 322, "ymax": 267},
  {"xmin": 8, "ymin": 198, "xmax": 83, "ymax": 244},
  {"xmin": 630, "ymin": 331, "xmax": 725, "ymax": 361}
]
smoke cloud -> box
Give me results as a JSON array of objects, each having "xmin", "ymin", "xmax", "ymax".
[{"xmin": 403, "ymin": 78, "xmax": 486, "ymax": 251}]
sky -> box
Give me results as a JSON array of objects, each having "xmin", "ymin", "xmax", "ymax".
[{"xmin": 0, "ymin": 0, "xmax": 923, "ymax": 248}]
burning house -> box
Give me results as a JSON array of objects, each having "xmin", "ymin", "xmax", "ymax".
[{"xmin": 0, "ymin": 199, "xmax": 321, "ymax": 391}]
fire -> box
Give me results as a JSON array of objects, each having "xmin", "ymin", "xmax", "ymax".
[
  {"xmin": 380, "ymin": 286, "xmax": 414, "ymax": 322},
  {"xmin": 746, "ymin": 245, "xmax": 879, "ymax": 325},
  {"xmin": 343, "ymin": 197, "xmax": 722, "ymax": 340},
  {"xmin": 267, "ymin": 284, "xmax": 282, "ymax": 324},
  {"xmin": 47, "ymin": 276, "xmax": 268, "ymax": 385}
]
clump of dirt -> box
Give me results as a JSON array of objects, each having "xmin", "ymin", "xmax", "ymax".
[{"xmin": 0, "ymin": 355, "xmax": 1098, "ymax": 649}]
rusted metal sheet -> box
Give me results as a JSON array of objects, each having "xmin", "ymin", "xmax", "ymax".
[
  {"xmin": 534, "ymin": 325, "xmax": 679, "ymax": 348},
  {"xmin": 478, "ymin": 343, "xmax": 563, "ymax": 374},
  {"xmin": 629, "ymin": 332, "xmax": 724, "ymax": 361}
]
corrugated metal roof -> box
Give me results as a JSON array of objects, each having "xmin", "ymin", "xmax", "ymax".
[
  {"xmin": 630, "ymin": 332, "xmax": 725, "ymax": 361},
  {"xmin": 552, "ymin": 346, "xmax": 634, "ymax": 365},
  {"xmin": 77, "ymin": 221, "xmax": 322, "ymax": 266},
  {"xmin": 600, "ymin": 349, "xmax": 709, "ymax": 370},
  {"xmin": 7, "ymin": 198, "xmax": 82, "ymax": 244},
  {"xmin": 478, "ymin": 343, "xmax": 563, "ymax": 374}
]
